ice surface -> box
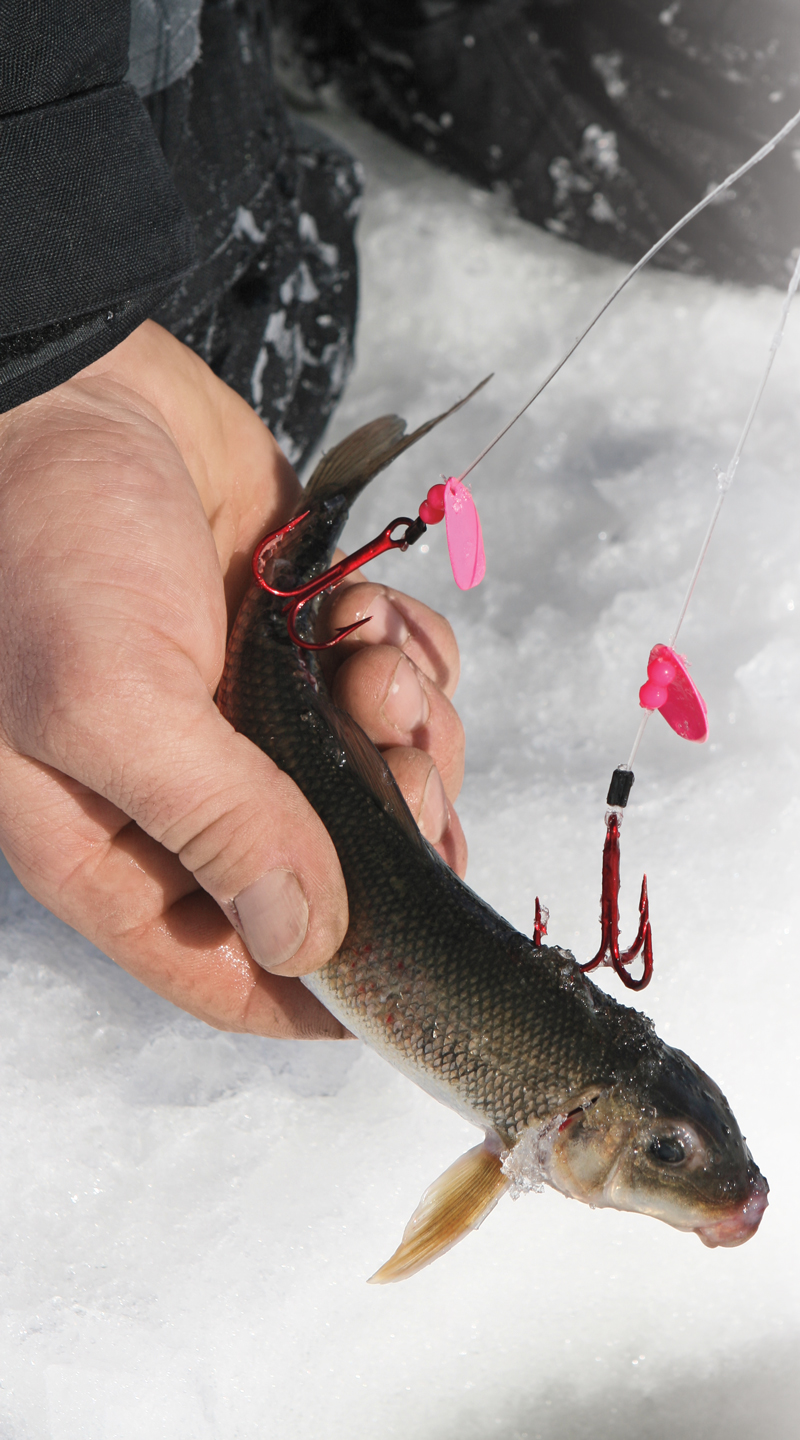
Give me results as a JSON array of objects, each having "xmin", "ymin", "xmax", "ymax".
[{"xmin": 2, "ymin": 112, "xmax": 800, "ymax": 1438}]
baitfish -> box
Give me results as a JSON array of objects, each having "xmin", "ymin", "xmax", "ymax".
[{"xmin": 217, "ymin": 397, "xmax": 768, "ymax": 1283}]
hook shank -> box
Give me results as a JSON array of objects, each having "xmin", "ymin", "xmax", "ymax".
[
  {"xmin": 580, "ymin": 813, "xmax": 653, "ymax": 990},
  {"xmin": 252, "ymin": 512, "xmax": 427, "ymax": 650}
]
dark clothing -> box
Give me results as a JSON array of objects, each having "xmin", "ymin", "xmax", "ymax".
[
  {"xmin": 0, "ymin": 1, "xmax": 361, "ymax": 472},
  {"xmin": 144, "ymin": 9, "xmax": 360, "ymax": 469},
  {"xmin": 3, "ymin": 1, "xmax": 799, "ymax": 449},
  {"xmin": 276, "ymin": 0, "xmax": 800, "ymax": 288},
  {"xmin": 0, "ymin": 1, "xmax": 196, "ymax": 412}
]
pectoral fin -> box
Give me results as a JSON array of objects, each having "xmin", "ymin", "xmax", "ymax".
[{"xmin": 368, "ymin": 1140, "xmax": 510, "ymax": 1284}]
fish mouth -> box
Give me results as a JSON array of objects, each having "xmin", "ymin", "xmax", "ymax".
[{"xmin": 694, "ymin": 1176, "xmax": 769, "ymax": 1248}]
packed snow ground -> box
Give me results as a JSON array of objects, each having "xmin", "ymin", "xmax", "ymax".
[{"xmin": 2, "ymin": 113, "xmax": 799, "ymax": 1439}]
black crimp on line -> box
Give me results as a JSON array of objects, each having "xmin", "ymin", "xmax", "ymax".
[
  {"xmin": 606, "ymin": 766, "xmax": 635, "ymax": 809},
  {"xmin": 402, "ymin": 516, "xmax": 428, "ymax": 547}
]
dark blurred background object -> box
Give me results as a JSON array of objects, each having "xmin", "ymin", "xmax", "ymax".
[
  {"xmin": 5, "ymin": 1, "xmax": 797, "ymax": 440},
  {"xmin": 272, "ymin": 0, "xmax": 800, "ymax": 288}
]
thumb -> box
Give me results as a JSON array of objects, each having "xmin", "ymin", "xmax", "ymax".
[
  {"xmin": 15, "ymin": 644, "xmax": 349, "ymax": 979},
  {"xmin": 188, "ymin": 709, "xmax": 348, "ymax": 978}
]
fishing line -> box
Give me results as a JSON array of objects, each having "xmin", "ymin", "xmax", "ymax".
[
  {"xmin": 583, "ymin": 250, "xmax": 800, "ymax": 985},
  {"xmin": 625, "ymin": 245, "xmax": 800, "ymax": 772},
  {"xmin": 521, "ymin": 110, "xmax": 800, "ymax": 983},
  {"xmin": 257, "ymin": 108, "xmax": 800, "ymax": 989},
  {"xmin": 455, "ymin": 107, "xmax": 800, "ymax": 486}
]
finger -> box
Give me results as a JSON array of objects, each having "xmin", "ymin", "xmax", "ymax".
[
  {"xmin": 4, "ymin": 639, "xmax": 349, "ymax": 980},
  {"xmin": 331, "ymin": 644, "xmax": 465, "ymax": 801},
  {"xmin": 0, "ymin": 747, "xmax": 348, "ymax": 1038},
  {"xmin": 321, "ymin": 582, "xmax": 460, "ymax": 697},
  {"xmin": 435, "ymin": 802, "xmax": 468, "ymax": 876},
  {"xmin": 382, "ymin": 746, "xmax": 468, "ymax": 877}
]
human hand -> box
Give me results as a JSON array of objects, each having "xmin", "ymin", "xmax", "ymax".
[{"xmin": 0, "ymin": 322, "xmax": 467, "ymax": 1039}]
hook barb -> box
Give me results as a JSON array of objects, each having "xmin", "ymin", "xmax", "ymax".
[
  {"xmin": 252, "ymin": 514, "xmax": 426, "ymax": 650},
  {"xmin": 580, "ymin": 812, "xmax": 653, "ymax": 990}
]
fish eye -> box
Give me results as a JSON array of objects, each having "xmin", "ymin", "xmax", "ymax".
[{"xmin": 647, "ymin": 1133, "xmax": 686, "ymax": 1165}]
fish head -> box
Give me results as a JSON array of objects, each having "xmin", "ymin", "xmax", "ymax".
[{"xmin": 545, "ymin": 1046, "xmax": 768, "ymax": 1247}]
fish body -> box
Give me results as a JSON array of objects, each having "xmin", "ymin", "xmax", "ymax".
[{"xmin": 218, "ymin": 403, "xmax": 767, "ymax": 1280}]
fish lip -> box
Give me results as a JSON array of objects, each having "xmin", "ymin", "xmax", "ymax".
[{"xmin": 694, "ymin": 1180, "xmax": 769, "ymax": 1249}]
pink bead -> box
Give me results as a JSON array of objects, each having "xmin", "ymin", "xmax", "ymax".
[
  {"xmin": 647, "ymin": 657, "xmax": 676, "ymax": 686},
  {"xmin": 639, "ymin": 680, "xmax": 667, "ymax": 710},
  {"xmin": 419, "ymin": 483, "xmax": 446, "ymax": 526}
]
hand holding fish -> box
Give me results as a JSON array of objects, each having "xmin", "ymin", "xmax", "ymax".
[{"xmin": 0, "ymin": 320, "xmax": 466, "ymax": 1039}]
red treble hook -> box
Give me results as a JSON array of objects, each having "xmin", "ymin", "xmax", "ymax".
[
  {"xmin": 579, "ymin": 811, "xmax": 653, "ymax": 990},
  {"xmin": 252, "ymin": 511, "xmax": 427, "ymax": 651},
  {"xmin": 533, "ymin": 766, "xmax": 654, "ymax": 990}
]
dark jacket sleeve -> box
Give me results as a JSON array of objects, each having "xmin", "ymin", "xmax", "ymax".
[{"xmin": 0, "ymin": 0, "xmax": 196, "ymax": 414}]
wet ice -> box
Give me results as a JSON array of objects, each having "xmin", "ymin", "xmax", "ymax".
[{"xmin": 501, "ymin": 1116, "xmax": 566, "ymax": 1198}]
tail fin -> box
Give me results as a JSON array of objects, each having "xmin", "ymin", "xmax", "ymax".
[{"xmin": 302, "ymin": 375, "xmax": 492, "ymax": 510}]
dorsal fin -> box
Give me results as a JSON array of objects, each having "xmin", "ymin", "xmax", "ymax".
[
  {"xmin": 303, "ymin": 375, "xmax": 492, "ymax": 510},
  {"xmin": 303, "ymin": 415, "xmax": 407, "ymax": 507},
  {"xmin": 319, "ymin": 693, "xmax": 430, "ymax": 855}
]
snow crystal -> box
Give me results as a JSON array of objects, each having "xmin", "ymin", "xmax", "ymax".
[{"xmin": 501, "ymin": 1116, "xmax": 567, "ymax": 1198}]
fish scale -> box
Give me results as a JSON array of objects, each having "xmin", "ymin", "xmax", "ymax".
[
  {"xmin": 217, "ymin": 401, "xmax": 767, "ymax": 1279},
  {"xmin": 219, "ymin": 496, "xmax": 644, "ymax": 1145}
]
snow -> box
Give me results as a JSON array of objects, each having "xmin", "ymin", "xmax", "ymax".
[{"xmin": 2, "ymin": 112, "xmax": 799, "ymax": 1437}]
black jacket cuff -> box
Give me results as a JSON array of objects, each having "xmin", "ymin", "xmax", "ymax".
[{"xmin": 0, "ymin": 82, "xmax": 196, "ymax": 413}]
